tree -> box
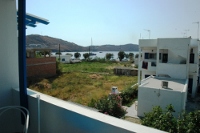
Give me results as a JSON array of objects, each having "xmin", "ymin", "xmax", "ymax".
[
  {"xmin": 74, "ymin": 52, "xmax": 81, "ymax": 59},
  {"xmin": 125, "ymin": 53, "xmax": 129, "ymax": 59},
  {"xmin": 105, "ymin": 53, "xmax": 113, "ymax": 60},
  {"xmin": 66, "ymin": 53, "xmax": 73, "ymax": 56},
  {"xmin": 55, "ymin": 52, "xmax": 62, "ymax": 55},
  {"xmin": 142, "ymin": 104, "xmax": 177, "ymax": 132},
  {"xmin": 129, "ymin": 53, "xmax": 134, "ymax": 61},
  {"xmin": 141, "ymin": 104, "xmax": 200, "ymax": 133},
  {"xmin": 83, "ymin": 53, "xmax": 89, "ymax": 60},
  {"xmin": 118, "ymin": 51, "xmax": 125, "ymax": 61}
]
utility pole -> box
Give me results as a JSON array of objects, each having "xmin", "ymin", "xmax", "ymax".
[{"xmin": 58, "ymin": 44, "xmax": 60, "ymax": 62}]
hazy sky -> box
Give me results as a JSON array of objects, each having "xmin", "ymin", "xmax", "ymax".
[{"xmin": 26, "ymin": 0, "xmax": 200, "ymax": 46}]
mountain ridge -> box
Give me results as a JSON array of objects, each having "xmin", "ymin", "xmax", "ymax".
[{"xmin": 26, "ymin": 34, "xmax": 139, "ymax": 52}]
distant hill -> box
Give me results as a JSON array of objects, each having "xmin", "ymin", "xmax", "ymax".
[
  {"xmin": 26, "ymin": 34, "xmax": 138, "ymax": 52},
  {"xmin": 95, "ymin": 44, "xmax": 138, "ymax": 51}
]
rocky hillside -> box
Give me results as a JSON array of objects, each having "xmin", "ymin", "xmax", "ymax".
[{"xmin": 26, "ymin": 34, "xmax": 138, "ymax": 52}]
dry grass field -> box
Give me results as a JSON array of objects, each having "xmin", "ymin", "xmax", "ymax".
[{"xmin": 29, "ymin": 61, "xmax": 138, "ymax": 106}]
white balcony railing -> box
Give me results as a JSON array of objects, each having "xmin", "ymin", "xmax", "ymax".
[{"xmin": 10, "ymin": 89, "xmax": 166, "ymax": 133}]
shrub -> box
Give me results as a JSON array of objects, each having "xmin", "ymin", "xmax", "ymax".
[
  {"xmin": 105, "ymin": 53, "xmax": 113, "ymax": 60},
  {"xmin": 89, "ymin": 95, "xmax": 126, "ymax": 118},
  {"xmin": 142, "ymin": 104, "xmax": 200, "ymax": 133},
  {"xmin": 177, "ymin": 110, "xmax": 200, "ymax": 133},
  {"xmin": 142, "ymin": 104, "xmax": 177, "ymax": 133},
  {"xmin": 120, "ymin": 85, "xmax": 138, "ymax": 106}
]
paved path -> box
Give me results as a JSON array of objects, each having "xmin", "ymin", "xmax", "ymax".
[{"xmin": 123, "ymin": 101, "xmax": 139, "ymax": 118}]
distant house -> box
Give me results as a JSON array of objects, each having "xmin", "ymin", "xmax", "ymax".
[
  {"xmin": 26, "ymin": 47, "xmax": 56, "ymax": 78},
  {"xmin": 137, "ymin": 38, "xmax": 199, "ymax": 117},
  {"xmin": 59, "ymin": 55, "xmax": 72, "ymax": 63},
  {"xmin": 50, "ymin": 53, "xmax": 73, "ymax": 63}
]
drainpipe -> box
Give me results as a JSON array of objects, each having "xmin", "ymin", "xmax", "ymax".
[
  {"xmin": 138, "ymin": 48, "xmax": 141, "ymax": 85},
  {"xmin": 186, "ymin": 44, "xmax": 189, "ymax": 79},
  {"xmin": 18, "ymin": 0, "xmax": 28, "ymax": 110}
]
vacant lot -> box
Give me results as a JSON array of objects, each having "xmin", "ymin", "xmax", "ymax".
[{"xmin": 29, "ymin": 61, "xmax": 138, "ymax": 105}]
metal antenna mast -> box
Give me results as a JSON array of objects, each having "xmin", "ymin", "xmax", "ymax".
[
  {"xmin": 144, "ymin": 29, "xmax": 151, "ymax": 39},
  {"xmin": 193, "ymin": 21, "xmax": 199, "ymax": 40}
]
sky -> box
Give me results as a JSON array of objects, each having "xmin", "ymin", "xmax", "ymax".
[{"xmin": 25, "ymin": 0, "xmax": 200, "ymax": 46}]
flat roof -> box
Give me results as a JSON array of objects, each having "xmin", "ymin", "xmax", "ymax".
[
  {"xmin": 140, "ymin": 76, "xmax": 186, "ymax": 92},
  {"xmin": 114, "ymin": 67, "xmax": 138, "ymax": 70}
]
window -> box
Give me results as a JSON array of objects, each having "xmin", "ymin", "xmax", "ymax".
[
  {"xmin": 162, "ymin": 54, "xmax": 168, "ymax": 63},
  {"xmin": 145, "ymin": 53, "xmax": 149, "ymax": 59},
  {"xmin": 149, "ymin": 53, "xmax": 156, "ymax": 59},
  {"xmin": 151, "ymin": 62, "xmax": 156, "ymax": 66},
  {"xmin": 145, "ymin": 53, "xmax": 156, "ymax": 59},
  {"xmin": 159, "ymin": 53, "xmax": 161, "ymax": 60},
  {"xmin": 190, "ymin": 53, "xmax": 194, "ymax": 63}
]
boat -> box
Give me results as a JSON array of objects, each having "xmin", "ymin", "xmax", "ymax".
[{"xmin": 89, "ymin": 38, "xmax": 96, "ymax": 56}]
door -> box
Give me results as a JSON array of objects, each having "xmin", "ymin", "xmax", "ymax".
[
  {"xmin": 188, "ymin": 78, "xmax": 193, "ymax": 93},
  {"xmin": 162, "ymin": 54, "xmax": 168, "ymax": 63}
]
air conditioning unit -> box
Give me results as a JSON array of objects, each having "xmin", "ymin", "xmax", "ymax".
[{"xmin": 162, "ymin": 81, "xmax": 168, "ymax": 88}]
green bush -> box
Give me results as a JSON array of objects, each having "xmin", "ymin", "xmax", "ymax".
[
  {"xmin": 177, "ymin": 110, "xmax": 200, "ymax": 133},
  {"xmin": 120, "ymin": 85, "xmax": 138, "ymax": 106},
  {"xmin": 142, "ymin": 104, "xmax": 177, "ymax": 132},
  {"xmin": 142, "ymin": 104, "xmax": 200, "ymax": 133},
  {"xmin": 89, "ymin": 95, "xmax": 126, "ymax": 118}
]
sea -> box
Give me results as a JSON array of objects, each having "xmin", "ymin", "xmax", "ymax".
[{"xmin": 52, "ymin": 51, "xmax": 139, "ymax": 60}]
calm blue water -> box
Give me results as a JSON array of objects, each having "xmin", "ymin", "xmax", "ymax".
[{"xmin": 53, "ymin": 51, "xmax": 139, "ymax": 60}]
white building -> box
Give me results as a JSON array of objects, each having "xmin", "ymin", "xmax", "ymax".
[
  {"xmin": 137, "ymin": 76, "xmax": 188, "ymax": 117},
  {"xmin": 0, "ymin": 0, "xmax": 166, "ymax": 133},
  {"xmin": 137, "ymin": 38, "xmax": 199, "ymax": 117},
  {"xmin": 52, "ymin": 55, "xmax": 72, "ymax": 63},
  {"xmin": 138, "ymin": 38, "xmax": 199, "ymax": 97}
]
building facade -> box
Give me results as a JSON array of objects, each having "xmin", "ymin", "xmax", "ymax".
[{"xmin": 138, "ymin": 38, "xmax": 199, "ymax": 98}]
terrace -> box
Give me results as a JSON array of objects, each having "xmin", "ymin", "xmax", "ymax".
[{"xmin": 0, "ymin": 0, "xmax": 166, "ymax": 132}]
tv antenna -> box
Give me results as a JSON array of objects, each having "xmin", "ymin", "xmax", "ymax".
[
  {"xmin": 144, "ymin": 29, "xmax": 151, "ymax": 39},
  {"xmin": 193, "ymin": 21, "xmax": 199, "ymax": 40}
]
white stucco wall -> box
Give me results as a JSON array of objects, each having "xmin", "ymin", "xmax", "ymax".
[
  {"xmin": 60, "ymin": 55, "xmax": 71, "ymax": 63},
  {"xmin": 0, "ymin": 0, "xmax": 18, "ymax": 107},
  {"xmin": 139, "ymin": 39, "xmax": 157, "ymax": 47},
  {"xmin": 157, "ymin": 38, "xmax": 190, "ymax": 50},
  {"xmin": 137, "ymin": 87, "xmax": 186, "ymax": 117},
  {"xmin": 157, "ymin": 63, "xmax": 187, "ymax": 79}
]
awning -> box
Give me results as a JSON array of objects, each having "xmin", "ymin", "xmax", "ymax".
[{"xmin": 17, "ymin": 12, "xmax": 50, "ymax": 28}]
